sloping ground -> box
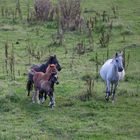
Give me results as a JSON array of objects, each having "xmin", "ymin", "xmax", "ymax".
[{"xmin": 0, "ymin": 0, "xmax": 140, "ymax": 139}]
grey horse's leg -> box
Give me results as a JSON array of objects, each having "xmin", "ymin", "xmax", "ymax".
[
  {"xmin": 111, "ymin": 83, "xmax": 113, "ymax": 96},
  {"xmin": 105, "ymin": 80, "xmax": 111, "ymax": 101},
  {"xmin": 112, "ymin": 83, "xmax": 118, "ymax": 102}
]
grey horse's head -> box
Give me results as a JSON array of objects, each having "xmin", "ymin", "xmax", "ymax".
[{"xmin": 114, "ymin": 52, "xmax": 124, "ymax": 72}]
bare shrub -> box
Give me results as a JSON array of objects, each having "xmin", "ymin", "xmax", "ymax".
[
  {"xmin": 34, "ymin": 0, "xmax": 54, "ymax": 21},
  {"xmin": 59, "ymin": 0, "xmax": 82, "ymax": 31},
  {"xmin": 86, "ymin": 18, "xmax": 94, "ymax": 50},
  {"xmin": 99, "ymin": 21, "xmax": 113, "ymax": 48},
  {"xmin": 4, "ymin": 42, "xmax": 9, "ymax": 74},
  {"xmin": 82, "ymin": 74, "xmax": 95, "ymax": 100},
  {"xmin": 75, "ymin": 42, "xmax": 85, "ymax": 55},
  {"xmin": 51, "ymin": 29, "xmax": 64, "ymax": 45},
  {"xmin": 15, "ymin": 0, "xmax": 22, "ymax": 19}
]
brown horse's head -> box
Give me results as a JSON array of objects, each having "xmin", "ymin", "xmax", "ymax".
[{"xmin": 46, "ymin": 64, "xmax": 57, "ymax": 75}]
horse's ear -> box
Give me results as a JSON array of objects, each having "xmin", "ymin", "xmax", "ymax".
[{"xmin": 115, "ymin": 52, "xmax": 118, "ymax": 57}]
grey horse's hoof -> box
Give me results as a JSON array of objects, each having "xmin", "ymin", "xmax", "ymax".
[{"xmin": 105, "ymin": 95, "xmax": 109, "ymax": 101}]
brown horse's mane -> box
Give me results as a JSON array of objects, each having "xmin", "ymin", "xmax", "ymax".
[
  {"xmin": 42, "ymin": 64, "xmax": 57, "ymax": 80},
  {"xmin": 33, "ymin": 64, "xmax": 57, "ymax": 90}
]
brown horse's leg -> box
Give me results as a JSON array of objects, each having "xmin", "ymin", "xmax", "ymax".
[
  {"xmin": 32, "ymin": 87, "xmax": 38, "ymax": 103},
  {"xmin": 32, "ymin": 90, "xmax": 36, "ymax": 103},
  {"xmin": 36, "ymin": 90, "xmax": 40, "ymax": 104},
  {"xmin": 48, "ymin": 92, "xmax": 55, "ymax": 108}
]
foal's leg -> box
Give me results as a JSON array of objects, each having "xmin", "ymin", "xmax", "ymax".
[
  {"xmin": 48, "ymin": 92, "xmax": 55, "ymax": 108},
  {"xmin": 44, "ymin": 93, "xmax": 47, "ymax": 100},
  {"xmin": 105, "ymin": 80, "xmax": 111, "ymax": 101},
  {"xmin": 39, "ymin": 90, "xmax": 44, "ymax": 104},
  {"xmin": 52, "ymin": 94, "xmax": 55, "ymax": 106},
  {"xmin": 40, "ymin": 91, "xmax": 46, "ymax": 104},
  {"xmin": 39, "ymin": 91, "xmax": 43, "ymax": 100}
]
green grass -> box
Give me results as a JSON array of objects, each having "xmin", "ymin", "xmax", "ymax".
[{"xmin": 0, "ymin": 0, "xmax": 140, "ymax": 139}]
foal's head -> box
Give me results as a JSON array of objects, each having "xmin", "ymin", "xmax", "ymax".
[
  {"xmin": 46, "ymin": 64, "xmax": 58, "ymax": 75},
  {"xmin": 113, "ymin": 52, "xmax": 124, "ymax": 72},
  {"xmin": 50, "ymin": 74, "xmax": 59, "ymax": 85}
]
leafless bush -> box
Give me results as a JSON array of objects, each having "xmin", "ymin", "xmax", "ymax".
[
  {"xmin": 112, "ymin": 5, "xmax": 119, "ymax": 19},
  {"xmin": 51, "ymin": 29, "xmax": 64, "ymax": 45},
  {"xmin": 86, "ymin": 18, "xmax": 94, "ymax": 50},
  {"xmin": 59, "ymin": 0, "xmax": 82, "ymax": 31},
  {"xmin": 4, "ymin": 43, "xmax": 15, "ymax": 80},
  {"xmin": 99, "ymin": 21, "xmax": 113, "ymax": 48},
  {"xmin": 27, "ymin": 46, "xmax": 42, "ymax": 62},
  {"xmin": 4, "ymin": 42, "xmax": 9, "ymax": 74},
  {"xmin": 122, "ymin": 49, "xmax": 130, "ymax": 71},
  {"xmin": 75, "ymin": 42, "xmax": 85, "ymax": 55},
  {"xmin": 9, "ymin": 44, "xmax": 15, "ymax": 80},
  {"xmin": 1, "ymin": 7, "xmax": 4, "ymax": 17},
  {"xmin": 81, "ymin": 74, "xmax": 95, "ymax": 100},
  {"xmin": 34, "ymin": 0, "xmax": 54, "ymax": 21},
  {"xmin": 15, "ymin": 0, "xmax": 22, "ymax": 19}
]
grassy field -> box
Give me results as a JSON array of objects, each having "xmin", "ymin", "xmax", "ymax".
[{"xmin": 0, "ymin": 0, "xmax": 140, "ymax": 140}]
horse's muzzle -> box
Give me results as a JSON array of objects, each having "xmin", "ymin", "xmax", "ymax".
[{"xmin": 118, "ymin": 67, "xmax": 123, "ymax": 72}]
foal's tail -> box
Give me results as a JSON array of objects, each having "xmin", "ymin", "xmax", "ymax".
[{"xmin": 26, "ymin": 80, "xmax": 33, "ymax": 96}]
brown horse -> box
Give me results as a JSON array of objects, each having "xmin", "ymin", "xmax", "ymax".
[
  {"xmin": 26, "ymin": 55, "xmax": 61, "ymax": 96},
  {"xmin": 31, "ymin": 64, "xmax": 57, "ymax": 104}
]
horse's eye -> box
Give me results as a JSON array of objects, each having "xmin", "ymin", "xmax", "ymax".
[{"xmin": 116, "ymin": 59, "xmax": 118, "ymax": 63}]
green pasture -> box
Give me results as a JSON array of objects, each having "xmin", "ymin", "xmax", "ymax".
[{"xmin": 0, "ymin": 0, "xmax": 140, "ymax": 140}]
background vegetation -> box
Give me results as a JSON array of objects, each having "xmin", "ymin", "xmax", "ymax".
[{"xmin": 0, "ymin": 0, "xmax": 140, "ymax": 139}]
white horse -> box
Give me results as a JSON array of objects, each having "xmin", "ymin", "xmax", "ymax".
[{"xmin": 100, "ymin": 52, "xmax": 125, "ymax": 102}]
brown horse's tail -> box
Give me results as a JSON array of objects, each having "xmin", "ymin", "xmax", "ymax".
[{"xmin": 26, "ymin": 80, "xmax": 33, "ymax": 96}]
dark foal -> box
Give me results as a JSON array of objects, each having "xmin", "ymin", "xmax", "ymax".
[
  {"xmin": 39, "ymin": 73, "xmax": 59, "ymax": 108},
  {"xmin": 26, "ymin": 55, "xmax": 61, "ymax": 96}
]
